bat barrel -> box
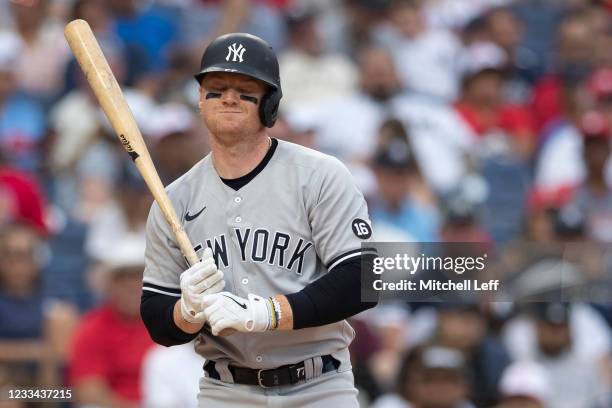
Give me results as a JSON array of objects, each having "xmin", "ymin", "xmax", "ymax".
[{"xmin": 64, "ymin": 19, "xmax": 199, "ymax": 266}]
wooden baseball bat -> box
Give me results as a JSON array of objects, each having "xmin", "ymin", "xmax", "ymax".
[{"xmin": 64, "ymin": 19, "xmax": 199, "ymax": 266}]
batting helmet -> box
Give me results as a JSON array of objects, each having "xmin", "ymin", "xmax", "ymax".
[{"xmin": 194, "ymin": 33, "xmax": 282, "ymax": 128}]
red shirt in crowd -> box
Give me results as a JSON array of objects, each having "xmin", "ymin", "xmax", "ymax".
[
  {"xmin": 69, "ymin": 305, "xmax": 155, "ymax": 403},
  {"xmin": 530, "ymin": 74, "xmax": 564, "ymax": 133},
  {"xmin": 0, "ymin": 166, "xmax": 47, "ymax": 234},
  {"xmin": 454, "ymin": 102, "xmax": 537, "ymax": 139}
]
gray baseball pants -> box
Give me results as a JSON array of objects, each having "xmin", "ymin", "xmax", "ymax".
[{"xmin": 197, "ymin": 369, "xmax": 359, "ymax": 407}]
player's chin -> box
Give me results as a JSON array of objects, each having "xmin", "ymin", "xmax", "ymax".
[
  {"xmin": 212, "ymin": 118, "xmax": 258, "ymax": 136},
  {"xmin": 214, "ymin": 122, "xmax": 246, "ymax": 136}
]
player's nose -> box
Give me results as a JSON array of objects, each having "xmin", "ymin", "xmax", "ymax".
[{"xmin": 220, "ymin": 88, "xmax": 240, "ymax": 105}]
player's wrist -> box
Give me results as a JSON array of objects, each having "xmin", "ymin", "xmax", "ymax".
[
  {"xmin": 269, "ymin": 297, "xmax": 281, "ymax": 330},
  {"xmin": 252, "ymin": 295, "xmax": 286, "ymax": 331},
  {"xmin": 272, "ymin": 295, "xmax": 293, "ymax": 330},
  {"xmin": 180, "ymin": 295, "xmax": 206, "ymax": 324},
  {"xmin": 173, "ymin": 300, "xmax": 204, "ymax": 333}
]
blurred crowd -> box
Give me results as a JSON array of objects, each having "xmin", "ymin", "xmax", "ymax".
[{"xmin": 1, "ymin": 0, "xmax": 612, "ymax": 407}]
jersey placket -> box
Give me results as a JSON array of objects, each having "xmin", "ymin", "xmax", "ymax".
[
  {"xmin": 228, "ymin": 191, "xmax": 267, "ymax": 367},
  {"xmin": 229, "ymin": 192, "xmax": 250, "ymax": 294}
]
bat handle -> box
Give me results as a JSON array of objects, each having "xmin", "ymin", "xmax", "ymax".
[{"xmin": 174, "ymin": 227, "xmax": 200, "ymax": 266}]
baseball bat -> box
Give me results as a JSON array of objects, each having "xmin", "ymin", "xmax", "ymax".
[{"xmin": 64, "ymin": 19, "xmax": 199, "ymax": 266}]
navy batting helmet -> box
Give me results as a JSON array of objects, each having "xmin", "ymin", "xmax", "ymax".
[{"xmin": 194, "ymin": 33, "xmax": 282, "ymax": 128}]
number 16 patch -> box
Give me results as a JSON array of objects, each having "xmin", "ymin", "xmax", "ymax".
[{"xmin": 351, "ymin": 218, "xmax": 372, "ymax": 239}]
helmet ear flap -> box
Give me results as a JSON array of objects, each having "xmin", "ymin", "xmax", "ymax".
[{"xmin": 260, "ymin": 89, "xmax": 281, "ymax": 128}]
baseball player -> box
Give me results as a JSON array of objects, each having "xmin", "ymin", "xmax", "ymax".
[{"xmin": 140, "ymin": 32, "xmax": 378, "ymax": 407}]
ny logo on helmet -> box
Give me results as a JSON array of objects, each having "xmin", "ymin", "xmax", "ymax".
[{"xmin": 226, "ymin": 43, "xmax": 246, "ymax": 62}]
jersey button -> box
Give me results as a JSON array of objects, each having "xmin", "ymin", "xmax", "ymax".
[
  {"xmin": 234, "ymin": 197, "xmax": 242, "ymax": 203},
  {"xmin": 256, "ymin": 356, "xmax": 263, "ymax": 363},
  {"xmin": 241, "ymin": 278, "xmax": 249, "ymax": 285},
  {"xmin": 235, "ymin": 216, "xmax": 242, "ymax": 223}
]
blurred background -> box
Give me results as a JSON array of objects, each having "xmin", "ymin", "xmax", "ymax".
[{"xmin": 0, "ymin": 0, "xmax": 612, "ymax": 407}]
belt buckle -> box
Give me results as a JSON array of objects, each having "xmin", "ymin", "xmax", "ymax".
[{"xmin": 257, "ymin": 369, "xmax": 269, "ymax": 388}]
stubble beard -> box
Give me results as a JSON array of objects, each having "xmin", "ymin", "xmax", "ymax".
[{"xmin": 202, "ymin": 113, "xmax": 265, "ymax": 148}]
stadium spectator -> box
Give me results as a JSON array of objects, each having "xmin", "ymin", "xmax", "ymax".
[
  {"xmin": 301, "ymin": 45, "xmax": 406, "ymax": 166},
  {"xmin": 377, "ymin": 0, "xmax": 463, "ymax": 101},
  {"xmin": 279, "ymin": 7, "xmax": 358, "ymax": 111},
  {"xmin": 484, "ymin": 6, "xmax": 523, "ymax": 61},
  {"xmin": 365, "ymin": 305, "xmax": 412, "ymax": 392},
  {"xmin": 368, "ymin": 131, "xmax": 440, "ymax": 242},
  {"xmin": 147, "ymin": 102, "xmax": 209, "ymax": 185},
  {"xmin": 0, "ymin": 222, "xmax": 78, "ymax": 388},
  {"xmin": 427, "ymin": 304, "xmax": 510, "ymax": 406},
  {"xmin": 63, "ymin": 0, "xmax": 148, "ymax": 91},
  {"xmin": 440, "ymin": 194, "xmax": 492, "ymax": 243},
  {"xmin": 141, "ymin": 341, "xmax": 204, "ymax": 408},
  {"xmin": 84, "ymin": 161, "xmax": 151, "ymax": 285},
  {"xmin": 530, "ymin": 8, "xmax": 597, "ymax": 132},
  {"xmin": 535, "ymin": 68, "xmax": 612, "ymax": 203},
  {"xmin": 522, "ymin": 186, "xmax": 574, "ymax": 242},
  {"xmin": 337, "ymin": 0, "xmax": 392, "ymax": 57},
  {"xmin": 455, "ymin": 43, "xmax": 537, "ymax": 160},
  {"xmin": 503, "ymin": 302, "xmax": 611, "ymax": 408},
  {"xmin": 0, "ymin": 30, "xmax": 46, "ymax": 172},
  {"xmin": 50, "ymin": 84, "xmax": 154, "ymax": 220},
  {"xmin": 391, "ymin": 85, "xmax": 476, "ymax": 195},
  {"xmin": 372, "ymin": 344, "xmax": 475, "ymax": 408},
  {"xmin": 179, "ymin": 0, "xmax": 286, "ymax": 54},
  {"xmin": 510, "ymin": 0, "xmax": 568, "ymax": 81},
  {"xmin": 69, "ymin": 239, "xmax": 154, "ymax": 407},
  {"xmin": 496, "ymin": 360, "xmax": 551, "ymax": 408},
  {"xmin": 482, "ymin": 6, "xmax": 536, "ymax": 103},
  {"xmin": 106, "ymin": 0, "xmax": 178, "ymax": 73},
  {"xmin": 0, "ymin": 155, "xmax": 48, "ymax": 235},
  {"xmin": 423, "ymin": 0, "xmax": 511, "ymax": 31},
  {"xmin": 10, "ymin": 0, "xmax": 71, "ymax": 105},
  {"xmin": 563, "ymin": 111, "xmax": 612, "ymax": 242},
  {"xmin": 534, "ymin": 80, "xmax": 596, "ymax": 195},
  {"xmin": 454, "ymin": 40, "xmax": 537, "ymax": 243}
]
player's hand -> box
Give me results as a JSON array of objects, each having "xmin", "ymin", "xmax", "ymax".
[
  {"xmin": 201, "ymin": 292, "xmax": 276, "ymax": 335},
  {"xmin": 179, "ymin": 248, "xmax": 225, "ymax": 324}
]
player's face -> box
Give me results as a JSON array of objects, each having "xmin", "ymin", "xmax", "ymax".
[{"xmin": 199, "ymin": 73, "xmax": 267, "ymax": 139}]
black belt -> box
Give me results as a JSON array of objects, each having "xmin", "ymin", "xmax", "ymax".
[{"xmin": 203, "ymin": 355, "xmax": 339, "ymax": 388}]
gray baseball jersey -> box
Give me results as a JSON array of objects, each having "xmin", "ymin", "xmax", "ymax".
[{"xmin": 142, "ymin": 139, "xmax": 373, "ymax": 370}]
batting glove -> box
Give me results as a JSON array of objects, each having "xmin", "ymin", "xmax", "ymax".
[
  {"xmin": 179, "ymin": 248, "xmax": 225, "ymax": 324},
  {"xmin": 201, "ymin": 292, "xmax": 279, "ymax": 335}
]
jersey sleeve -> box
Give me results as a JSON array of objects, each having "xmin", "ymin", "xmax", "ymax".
[
  {"xmin": 308, "ymin": 156, "xmax": 376, "ymax": 271},
  {"xmin": 142, "ymin": 201, "xmax": 188, "ymax": 297}
]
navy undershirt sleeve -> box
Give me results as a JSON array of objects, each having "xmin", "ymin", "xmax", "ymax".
[
  {"xmin": 285, "ymin": 254, "xmax": 378, "ymax": 329},
  {"xmin": 140, "ymin": 291, "xmax": 198, "ymax": 346}
]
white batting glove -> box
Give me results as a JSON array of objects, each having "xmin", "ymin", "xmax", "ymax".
[
  {"xmin": 179, "ymin": 248, "xmax": 225, "ymax": 324},
  {"xmin": 201, "ymin": 292, "xmax": 278, "ymax": 335}
]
